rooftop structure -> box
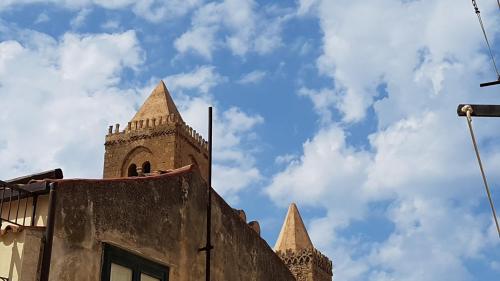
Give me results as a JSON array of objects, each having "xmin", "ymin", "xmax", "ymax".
[{"xmin": 1, "ymin": 81, "xmax": 333, "ymax": 281}]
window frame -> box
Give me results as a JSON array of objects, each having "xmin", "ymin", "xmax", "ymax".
[{"xmin": 101, "ymin": 244, "xmax": 169, "ymax": 281}]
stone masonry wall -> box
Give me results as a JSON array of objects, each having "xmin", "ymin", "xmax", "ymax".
[
  {"xmin": 48, "ymin": 166, "xmax": 294, "ymax": 281},
  {"xmin": 175, "ymin": 130, "xmax": 208, "ymax": 181},
  {"xmin": 277, "ymin": 248, "xmax": 333, "ymax": 281},
  {"xmin": 103, "ymin": 122, "xmax": 177, "ymax": 178},
  {"xmin": 103, "ymin": 116, "xmax": 208, "ymax": 180}
]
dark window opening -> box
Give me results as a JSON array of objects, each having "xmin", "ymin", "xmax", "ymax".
[
  {"xmin": 101, "ymin": 244, "xmax": 169, "ymax": 281},
  {"xmin": 128, "ymin": 164, "xmax": 138, "ymax": 177},
  {"xmin": 142, "ymin": 161, "xmax": 151, "ymax": 174}
]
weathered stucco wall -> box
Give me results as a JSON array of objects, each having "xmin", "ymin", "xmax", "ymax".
[
  {"xmin": 0, "ymin": 230, "xmax": 24, "ymax": 280},
  {"xmin": 0, "ymin": 228, "xmax": 44, "ymax": 281},
  {"xmin": 49, "ymin": 166, "xmax": 294, "ymax": 281},
  {"xmin": 0, "ymin": 194, "xmax": 49, "ymax": 281}
]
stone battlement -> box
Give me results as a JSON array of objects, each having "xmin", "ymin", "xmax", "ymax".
[
  {"xmin": 106, "ymin": 113, "xmax": 208, "ymax": 151},
  {"xmin": 107, "ymin": 113, "xmax": 180, "ymax": 134},
  {"xmin": 276, "ymin": 248, "xmax": 333, "ymax": 275}
]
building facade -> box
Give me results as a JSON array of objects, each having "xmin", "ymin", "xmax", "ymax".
[{"xmin": 0, "ymin": 81, "xmax": 333, "ymax": 281}]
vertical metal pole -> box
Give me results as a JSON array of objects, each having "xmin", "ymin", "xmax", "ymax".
[
  {"xmin": 205, "ymin": 107, "xmax": 213, "ymax": 281},
  {"xmin": 15, "ymin": 190, "xmax": 20, "ymax": 224},
  {"xmin": 0, "ymin": 187, "xmax": 5, "ymax": 228},
  {"xmin": 31, "ymin": 195, "xmax": 38, "ymax": 227},
  {"xmin": 40, "ymin": 183, "xmax": 57, "ymax": 281},
  {"xmin": 23, "ymin": 193, "xmax": 28, "ymax": 226},
  {"xmin": 7, "ymin": 188, "xmax": 12, "ymax": 221}
]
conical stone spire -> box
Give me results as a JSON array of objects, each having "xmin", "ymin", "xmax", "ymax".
[
  {"xmin": 274, "ymin": 203, "xmax": 333, "ymax": 281},
  {"xmin": 131, "ymin": 80, "xmax": 183, "ymax": 123},
  {"xmin": 274, "ymin": 203, "xmax": 314, "ymax": 252}
]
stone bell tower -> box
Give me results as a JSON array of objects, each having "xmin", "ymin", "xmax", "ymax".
[
  {"xmin": 103, "ymin": 80, "xmax": 208, "ymax": 179},
  {"xmin": 275, "ymin": 203, "xmax": 333, "ymax": 281}
]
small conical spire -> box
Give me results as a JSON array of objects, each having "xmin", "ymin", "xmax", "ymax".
[
  {"xmin": 131, "ymin": 80, "xmax": 183, "ymax": 123},
  {"xmin": 274, "ymin": 203, "xmax": 314, "ymax": 252}
]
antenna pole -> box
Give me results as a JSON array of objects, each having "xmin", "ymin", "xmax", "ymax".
[
  {"xmin": 205, "ymin": 107, "xmax": 213, "ymax": 281},
  {"xmin": 198, "ymin": 107, "xmax": 214, "ymax": 279}
]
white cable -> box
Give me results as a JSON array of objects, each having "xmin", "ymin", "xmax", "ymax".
[{"xmin": 461, "ymin": 105, "xmax": 500, "ymax": 239}]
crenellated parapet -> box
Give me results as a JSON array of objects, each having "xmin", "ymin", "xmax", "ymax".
[
  {"xmin": 107, "ymin": 113, "xmax": 181, "ymax": 135},
  {"xmin": 105, "ymin": 113, "xmax": 208, "ymax": 151},
  {"xmin": 178, "ymin": 120, "xmax": 209, "ymax": 151},
  {"xmin": 276, "ymin": 248, "xmax": 333, "ymax": 276}
]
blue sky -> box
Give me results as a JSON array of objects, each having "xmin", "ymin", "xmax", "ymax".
[{"xmin": 1, "ymin": 0, "xmax": 500, "ymax": 280}]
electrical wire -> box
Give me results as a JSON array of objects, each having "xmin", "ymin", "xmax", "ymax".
[{"xmin": 472, "ymin": 0, "xmax": 500, "ymax": 80}]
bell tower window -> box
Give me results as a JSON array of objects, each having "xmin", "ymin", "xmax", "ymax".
[
  {"xmin": 128, "ymin": 164, "xmax": 138, "ymax": 177},
  {"xmin": 142, "ymin": 161, "xmax": 151, "ymax": 174}
]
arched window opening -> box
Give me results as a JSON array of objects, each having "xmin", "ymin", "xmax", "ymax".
[
  {"xmin": 128, "ymin": 164, "xmax": 138, "ymax": 177},
  {"xmin": 142, "ymin": 161, "xmax": 151, "ymax": 174}
]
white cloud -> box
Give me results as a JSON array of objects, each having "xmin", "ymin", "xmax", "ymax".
[
  {"xmin": 223, "ymin": 107, "xmax": 263, "ymax": 132},
  {"xmin": 212, "ymin": 107, "xmax": 263, "ymax": 202},
  {"xmin": 2, "ymin": 0, "xmax": 288, "ymax": 57},
  {"xmin": 174, "ymin": 0, "xmax": 287, "ymax": 59},
  {"xmin": 165, "ymin": 65, "xmax": 227, "ymax": 94},
  {"xmin": 298, "ymin": 87, "xmax": 336, "ymax": 123},
  {"xmin": 35, "ymin": 12, "xmax": 50, "ymax": 24},
  {"xmin": 296, "ymin": 0, "xmax": 317, "ymax": 16},
  {"xmin": 59, "ymin": 30, "xmax": 144, "ymax": 91},
  {"xmin": 0, "ymin": 22, "xmax": 263, "ymax": 203},
  {"xmin": 101, "ymin": 19, "xmax": 120, "ymax": 30},
  {"xmin": 268, "ymin": 0, "xmax": 500, "ymax": 280},
  {"xmin": 178, "ymin": 99, "xmax": 264, "ymax": 203},
  {"xmin": 174, "ymin": 25, "xmax": 217, "ymax": 60},
  {"xmin": 237, "ymin": 70, "xmax": 266, "ymax": 84},
  {"xmin": 162, "ymin": 66, "xmax": 263, "ymax": 202},
  {"xmin": 274, "ymin": 153, "xmax": 297, "ymax": 165},
  {"xmin": 492, "ymin": 261, "xmax": 500, "ymax": 271},
  {"xmin": 131, "ymin": 0, "xmax": 202, "ymax": 22},
  {"xmin": 365, "ymin": 198, "xmax": 494, "ymax": 281},
  {"xmin": 300, "ymin": 0, "xmax": 499, "ymax": 123},
  {"xmin": 267, "ymin": 125, "xmax": 371, "ymax": 223},
  {"xmin": 70, "ymin": 8, "xmax": 91, "ymax": 29},
  {"xmin": 0, "ymin": 0, "xmax": 202, "ymax": 22},
  {"xmin": 0, "ymin": 29, "xmax": 144, "ymax": 179}
]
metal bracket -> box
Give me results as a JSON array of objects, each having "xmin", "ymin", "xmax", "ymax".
[
  {"xmin": 480, "ymin": 79, "xmax": 500, "ymax": 87},
  {"xmin": 457, "ymin": 104, "xmax": 500, "ymax": 117},
  {"xmin": 198, "ymin": 245, "xmax": 214, "ymax": 252}
]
